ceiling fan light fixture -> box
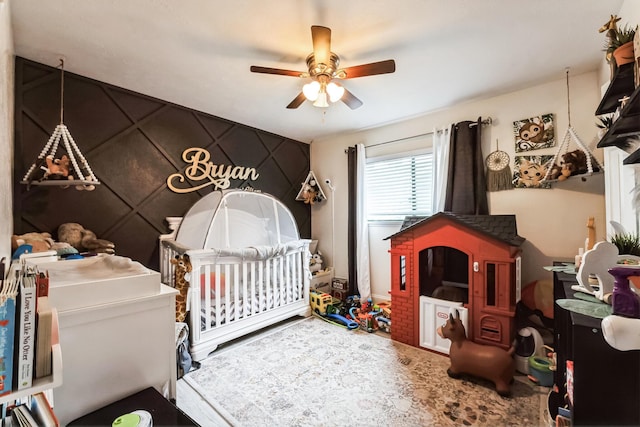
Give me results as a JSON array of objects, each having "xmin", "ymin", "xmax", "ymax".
[
  {"xmin": 326, "ymin": 82, "xmax": 345, "ymax": 102},
  {"xmin": 313, "ymin": 91, "xmax": 329, "ymax": 108},
  {"xmin": 303, "ymin": 81, "xmax": 320, "ymax": 101}
]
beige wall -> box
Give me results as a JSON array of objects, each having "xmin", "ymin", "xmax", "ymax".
[
  {"xmin": 0, "ymin": 0, "xmax": 14, "ymax": 263},
  {"xmin": 311, "ymin": 71, "xmax": 607, "ymax": 300}
]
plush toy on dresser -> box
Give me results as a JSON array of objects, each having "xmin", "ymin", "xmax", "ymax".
[
  {"xmin": 437, "ymin": 310, "xmax": 516, "ymax": 396},
  {"xmin": 57, "ymin": 222, "xmax": 116, "ymax": 254}
]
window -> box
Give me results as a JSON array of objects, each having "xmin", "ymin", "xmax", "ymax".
[
  {"xmin": 399, "ymin": 255, "xmax": 406, "ymax": 291},
  {"xmin": 365, "ymin": 151, "xmax": 433, "ymax": 221}
]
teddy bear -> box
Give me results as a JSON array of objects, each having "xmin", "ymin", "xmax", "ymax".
[
  {"xmin": 57, "ymin": 222, "xmax": 116, "ymax": 254},
  {"xmin": 11, "ymin": 232, "xmax": 54, "ymax": 253}
]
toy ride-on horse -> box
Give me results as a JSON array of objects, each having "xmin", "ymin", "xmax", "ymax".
[{"xmin": 437, "ymin": 310, "xmax": 516, "ymax": 396}]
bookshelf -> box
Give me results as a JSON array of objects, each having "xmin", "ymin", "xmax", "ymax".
[{"xmin": 0, "ymin": 343, "xmax": 62, "ymax": 405}]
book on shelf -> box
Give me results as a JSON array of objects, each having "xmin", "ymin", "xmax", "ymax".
[
  {"xmin": 14, "ymin": 267, "xmax": 36, "ymax": 390},
  {"xmin": 34, "ymin": 296, "xmax": 55, "ymax": 379},
  {"xmin": 35, "ymin": 271, "xmax": 49, "ymax": 298},
  {"xmin": 0, "ymin": 273, "xmax": 18, "ymax": 397},
  {"xmin": 29, "ymin": 391, "xmax": 59, "ymax": 427},
  {"xmin": 11, "ymin": 403, "xmax": 39, "ymax": 427}
]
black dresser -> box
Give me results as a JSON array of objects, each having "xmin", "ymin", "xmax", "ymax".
[{"xmin": 553, "ymin": 270, "xmax": 640, "ymax": 425}]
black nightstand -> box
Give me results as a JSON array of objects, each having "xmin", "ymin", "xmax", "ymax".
[{"xmin": 67, "ymin": 387, "xmax": 199, "ymax": 426}]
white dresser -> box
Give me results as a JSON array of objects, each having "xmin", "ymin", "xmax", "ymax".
[{"xmin": 26, "ymin": 254, "xmax": 178, "ymax": 425}]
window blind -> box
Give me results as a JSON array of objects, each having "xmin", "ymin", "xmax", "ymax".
[{"xmin": 365, "ymin": 152, "xmax": 434, "ymax": 221}]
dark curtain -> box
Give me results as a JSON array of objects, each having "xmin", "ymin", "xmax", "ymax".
[
  {"xmin": 347, "ymin": 146, "xmax": 357, "ymax": 296},
  {"xmin": 444, "ymin": 118, "xmax": 489, "ymax": 215}
]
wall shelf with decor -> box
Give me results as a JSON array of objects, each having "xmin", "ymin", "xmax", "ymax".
[
  {"xmin": 596, "ymin": 63, "xmax": 640, "ymax": 164},
  {"xmin": 595, "ymin": 63, "xmax": 636, "ymax": 115}
]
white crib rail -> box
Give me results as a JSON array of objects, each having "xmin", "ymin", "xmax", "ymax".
[{"xmin": 159, "ymin": 237, "xmax": 311, "ymax": 360}]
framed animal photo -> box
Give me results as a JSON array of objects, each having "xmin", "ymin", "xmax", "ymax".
[
  {"xmin": 513, "ymin": 113, "xmax": 555, "ymax": 152},
  {"xmin": 512, "ymin": 155, "xmax": 553, "ymax": 189}
]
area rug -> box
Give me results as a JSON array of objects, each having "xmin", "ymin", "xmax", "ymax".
[{"xmin": 183, "ymin": 317, "xmax": 545, "ymax": 426}]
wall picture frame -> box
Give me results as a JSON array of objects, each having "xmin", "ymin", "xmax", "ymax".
[{"xmin": 513, "ymin": 113, "xmax": 555, "ymax": 152}]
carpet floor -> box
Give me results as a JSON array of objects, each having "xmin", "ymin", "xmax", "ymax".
[{"xmin": 183, "ymin": 316, "xmax": 547, "ymax": 426}]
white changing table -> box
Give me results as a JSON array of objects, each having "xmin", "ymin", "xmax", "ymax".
[{"xmin": 25, "ymin": 253, "xmax": 178, "ymax": 426}]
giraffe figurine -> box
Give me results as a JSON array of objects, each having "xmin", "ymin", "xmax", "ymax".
[
  {"xmin": 171, "ymin": 254, "xmax": 192, "ymax": 322},
  {"xmin": 599, "ymin": 14, "xmax": 622, "ymax": 79}
]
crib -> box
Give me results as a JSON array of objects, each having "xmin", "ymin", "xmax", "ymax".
[{"xmin": 159, "ymin": 189, "xmax": 311, "ymax": 362}]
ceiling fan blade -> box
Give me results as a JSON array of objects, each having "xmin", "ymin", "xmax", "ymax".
[
  {"xmin": 311, "ymin": 25, "xmax": 331, "ymax": 65},
  {"xmin": 339, "ymin": 59, "xmax": 396, "ymax": 79},
  {"xmin": 341, "ymin": 88, "xmax": 363, "ymax": 110},
  {"xmin": 250, "ymin": 66, "xmax": 305, "ymax": 77},
  {"xmin": 286, "ymin": 92, "xmax": 307, "ymax": 109}
]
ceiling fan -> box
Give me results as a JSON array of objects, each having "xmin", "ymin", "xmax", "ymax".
[{"xmin": 250, "ymin": 25, "xmax": 396, "ymax": 110}]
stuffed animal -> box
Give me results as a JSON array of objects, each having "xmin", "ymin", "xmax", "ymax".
[
  {"xmin": 57, "ymin": 222, "xmax": 115, "ymax": 254},
  {"xmin": 11, "ymin": 232, "xmax": 54, "ymax": 253},
  {"xmin": 309, "ymin": 251, "xmax": 324, "ymax": 274},
  {"xmin": 557, "ymin": 163, "xmax": 573, "ymax": 182},
  {"xmin": 559, "ymin": 150, "xmax": 595, "ymax": 179},
  {"xmin": 437, "ymin": 310, "xmax": 516, "ymax": 396},
  {"xmin": 43, "ymin": 155, "xmax": 71, "ymax": 179},
  {"xmin": 301, "ymin": 184, "xmax": 319, "ymax": 205}
]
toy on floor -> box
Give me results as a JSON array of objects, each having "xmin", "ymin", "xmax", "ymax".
[
  {"xmin": 310, "ymin": 289, "xmax": 358, "ymax": 329},
  {"xmin": 437, "ymin": 310, "xmax": 516, "ymax": 396}
]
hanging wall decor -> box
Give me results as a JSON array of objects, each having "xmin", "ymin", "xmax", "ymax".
[
  {"xmin": 513, "ymin": 113, "xmax": 555, "ymax": 152},
  {"xmin": 485, "ymin": 139, "xmax": 513, "ymax": 192},
  {"xmin": 541, "ymin": 69, "xmax": 603, "ymax": 184},
  {"xmin": 21, "ymin": 59, "xmax": 99, "ymax": 191},
  {"xmin": 512, "ymin": 155, "xmax": 553, "ymax": 189},
  {"xmin": 296, "ymin": 171, "xmax": 327, "ymax": 204}
]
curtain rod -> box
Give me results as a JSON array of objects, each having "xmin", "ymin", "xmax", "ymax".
[{"xmin": 359, "ymin": 116, "xmax": 493, "ymax": 150}]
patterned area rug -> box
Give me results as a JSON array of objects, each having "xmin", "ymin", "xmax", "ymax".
[{"xmin": 183, "ymin": 317, "xmax": 546, "ymax": 426}]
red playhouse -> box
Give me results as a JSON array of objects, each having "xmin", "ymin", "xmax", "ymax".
[{"xmin": 385, "ymin": 212, "xmax": 524, "ymax": 352}]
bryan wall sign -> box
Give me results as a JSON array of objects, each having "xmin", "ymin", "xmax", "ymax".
[{"xmin": 167, "ymin": 147, "xmax": 260, "ymax": 193}]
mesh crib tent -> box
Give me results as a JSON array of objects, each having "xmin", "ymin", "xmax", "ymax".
[{"xmin": 160, "ymin": 189, "xmax": 311, "ymax": 361}]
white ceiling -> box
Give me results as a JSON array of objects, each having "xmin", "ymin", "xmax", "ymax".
[{"xmin": 10, "ymin": 0, "xmax": 624, "ymax": 143}]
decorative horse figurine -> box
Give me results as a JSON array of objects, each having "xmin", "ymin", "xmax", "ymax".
[{"xmin": 437, "ymin": 310, "xmax": 516, "ymax": 396}]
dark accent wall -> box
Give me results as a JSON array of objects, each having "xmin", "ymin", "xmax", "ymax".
[{"xmin": 13, "ymin": 57, "xmax": 311, "ymax": 270}]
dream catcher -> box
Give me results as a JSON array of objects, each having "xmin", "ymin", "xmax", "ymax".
[{"xmin": 485, "ymin": 139, "xmax": 513, "ymax": 191}]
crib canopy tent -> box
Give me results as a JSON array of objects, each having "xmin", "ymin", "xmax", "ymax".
[{"xmin": 175, "ymin": 190, "xmax": 300, "ymax": 250}]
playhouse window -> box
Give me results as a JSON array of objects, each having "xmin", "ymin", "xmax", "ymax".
[
  {"xmin": 486, "ymin": 263, "xmax": 496, "ymax": 306},
  {"xmin": 399, "ymin": 255, "xmax": 406, "ymax": 291}
]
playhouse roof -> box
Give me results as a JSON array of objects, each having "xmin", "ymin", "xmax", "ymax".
[{"xmin": 384, "ymin": 212, "xmax": 525, "ymax": 247}]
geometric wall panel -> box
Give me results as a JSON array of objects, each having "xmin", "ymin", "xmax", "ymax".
[{"xmin": 13, "ymin": 57, "xmax": 311, "ymax": 270}]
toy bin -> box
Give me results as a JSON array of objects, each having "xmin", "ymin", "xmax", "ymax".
[{"xmin": 529, "ymin": 355, "xmax": 554, "ymax": 387}]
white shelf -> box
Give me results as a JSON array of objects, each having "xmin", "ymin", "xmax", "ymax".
[{"xmin": 0, "ymin": 343, "xmax": 63, "ymax": 405}]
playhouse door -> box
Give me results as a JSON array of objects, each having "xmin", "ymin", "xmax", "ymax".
[{"xmin": 419, "ymin": 296, "xmax": 469, "ymax": 355}]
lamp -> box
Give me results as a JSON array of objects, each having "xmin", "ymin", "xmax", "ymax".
[
  {"xmin": 326, "ymin": 82, "xmax": 344, "ymax": 102},
  {"xmin": 303, "ymin": 81, "xmax": 320, "ymax": 101},
  {"xmin": 302, "ymin": 77, "xmax": 345, "ymax": 108}
]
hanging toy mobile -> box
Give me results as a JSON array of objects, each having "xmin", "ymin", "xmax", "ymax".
[
  {"xmin": 485, "ymin": 139, "xmax": 512, "ymax": 192},
  {"xmin": 21, "ymin": 59, "xmax": 99, "ymax": 191}
]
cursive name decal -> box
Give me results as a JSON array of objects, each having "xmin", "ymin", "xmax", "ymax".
[{"xmin": 167, "ymin": 147, "xmax": 260, "ymax": 193}]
